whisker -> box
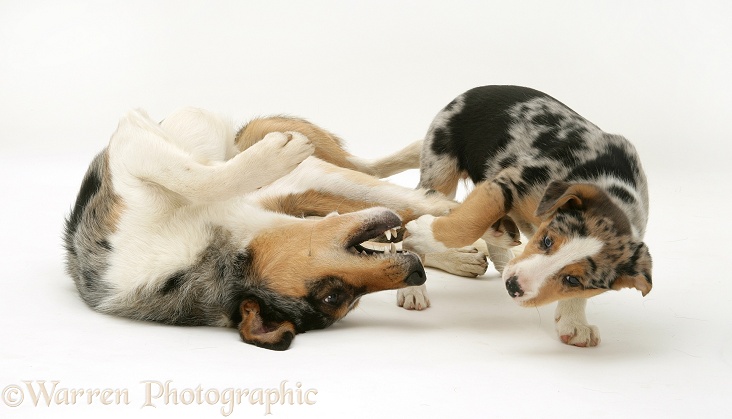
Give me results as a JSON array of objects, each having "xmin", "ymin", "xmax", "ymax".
[
  {"xmin": 335, "ymin": 197, "xmax": 348, "ymax": 214},
  {"xmin": 308, "ymin": 223, "xmax": 314, "ymax": 257}
]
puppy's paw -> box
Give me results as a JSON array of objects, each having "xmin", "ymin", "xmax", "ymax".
[
  {"xmin": 423, "ymin": 247, "xmax": 488, "ymax": 277},
  {"xmin": 404, "ymin": 215, "xmax": 448, "ymax": 255},
  {"xmin": 555, "ymin": 316, "xmax": 601, "ymax": 347},
  {"xmin": 397, "ymin": 284, "xmax": 430, "ymax": 310},
  {"xmin": 485, "ymin": 244, "xmax": 514, "ymax": 275}
]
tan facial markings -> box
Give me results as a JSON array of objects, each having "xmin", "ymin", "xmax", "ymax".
[
  {"xmin": 248, "ymin": 212, "xmax": 420, "ymax": 300},
  {"xmin": 516, "ymin": 260, "xmax": 606, "ymax": 307},
  {"xmin": 503, "ymin": 229, "xmax": 604, "ymax": 305}
]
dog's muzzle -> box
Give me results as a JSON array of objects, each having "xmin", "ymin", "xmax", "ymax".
[{"xmin": 506, "ymin": 276, "xmax": 524, "ymax": 298}]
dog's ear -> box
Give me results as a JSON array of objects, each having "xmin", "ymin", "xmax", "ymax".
[
  {"xmin": 536, "ymin": 181, "xmax": 593, "ymax": 219},
  {"xmin": 536, "ymin": 181, "xmax": 611, "ymax": 219},
  {"xmin": 238, "ymin": 299, "xmax": 296, "ymax": 351},
  {"xmin": 611, "ymin": 242, "xmax": 653, "ymax": 296}
]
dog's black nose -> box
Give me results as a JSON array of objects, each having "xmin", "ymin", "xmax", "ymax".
[
  {"xmin": 506, "ymin": 276, "xmax": 524, "ymax": 298},
  {"xmin": 405, "ymin": 268, "xmax": 426, "ymax": 286}
]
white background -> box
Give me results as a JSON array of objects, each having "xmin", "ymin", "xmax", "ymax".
[{"xmin": 1, "ymin": 1, "xmax": 731, "ymax": 418}]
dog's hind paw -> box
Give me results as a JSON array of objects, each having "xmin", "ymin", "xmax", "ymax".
[
  {"xmin": 555, "ymin": 317, "xmax": 601, "ymax": 347},
  {"xmin": 423, "ymin": 247, "xmax": 488, "ymax": 277},
  {"xmin": 397, "ymin": 284, "xmax": 430, "ymax": 310}
]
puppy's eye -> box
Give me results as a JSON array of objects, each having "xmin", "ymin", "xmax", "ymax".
[
  {"xmin": 563, "ymin": 275, "xmax": 582, "ymax": 287},
  {"xmin": 540, "ymin": 235, "xmax": 553, "ymax": 250},
  {"xmin": 323, "ymin": 293, "xmax": 341, "ymax": 306}
]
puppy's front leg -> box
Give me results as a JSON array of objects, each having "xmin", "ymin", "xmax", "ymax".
[
  {"xmin": 554, "ymin": 298, "xmax": 600, "ymax": 347},
  {"xmin": 404, "ymin": 180, "xmax": 509, "ymax": 254}
]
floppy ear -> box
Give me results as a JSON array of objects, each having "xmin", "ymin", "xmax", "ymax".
[
  {"xmin": 238, "ymin": 299, "xmax": 296, "ymax": 351},
  {"xmin": 535, "ymin": 181, "xmax": 604, "ymax": 219},
  {"xmin": 611, "ymin": 242, "xmax": 653, "ymax": 296}
]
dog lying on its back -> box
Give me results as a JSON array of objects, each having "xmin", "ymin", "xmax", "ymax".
[
  {"xmin": 404, "ymin": 85, "xmax": 653, "ymax": 347},
  {"xmin": 63, "ymin": 108, "xmax": 471, "ymax": 350}
]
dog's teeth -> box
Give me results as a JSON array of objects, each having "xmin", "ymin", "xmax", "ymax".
[
  {"xmin": 385, "ymin": 230, "xmax": 392, "ymax": 240},
  {"xmin": 391, "ymin": 228, "xmax": 398, "ymax": 237},
  {"xmin": 390, "ymin": 243, "xmax": 397, "ymax": 254}
]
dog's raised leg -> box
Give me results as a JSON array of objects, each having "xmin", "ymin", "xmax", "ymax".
[
  {"xmin": 253, "ymin": 157, "xmax": 458, "ymax": 221},
  {"xmin": 109, "ymin": 110, "xmax": 314, "ymax": 203},
  {"xmin": 554, "ymin": 298, "xmax": 600, "ymax": 347}
]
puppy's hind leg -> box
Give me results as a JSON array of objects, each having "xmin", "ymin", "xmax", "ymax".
[{"xmin": 418, "ymin": 152, "xmax": 463, "ymax": 200}]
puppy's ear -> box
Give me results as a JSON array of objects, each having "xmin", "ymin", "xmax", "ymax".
[
  {"xmin": 611, "ymin": 242, "xmax": 653, "ymax": 296},
  {"xmin": 489, "ymin": 216, "xmax": 522, "ymax": 246},
  {"xmin": 535, "ymin": 181, "xmax": 603, "ymax": 219},
  {"xmin": 238, "ymin": 299, "xmax": 296, "ymax": 351}
]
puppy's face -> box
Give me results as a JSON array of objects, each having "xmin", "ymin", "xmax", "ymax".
[
  {"xmin": 238, "ymin": 207, "xmax": 425, "ymax": 350},
  {"xmin": 502, "ymin": 182, "xmax": 652, "ymax": 307}
]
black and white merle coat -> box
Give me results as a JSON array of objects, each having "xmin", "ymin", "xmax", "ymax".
[{"xmin": 405, "ymin": 85, "xmax": 653, "ymax": 347}]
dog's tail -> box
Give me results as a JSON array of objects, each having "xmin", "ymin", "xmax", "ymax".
[
  {"xmin": 236, "ymin": 116, "xmax": 421, "ymax": 178},
  {"xmin": 345, "ymin": 140, "xmax": 422, "ymax": 178}
]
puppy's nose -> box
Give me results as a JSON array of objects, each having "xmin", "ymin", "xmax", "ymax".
[{"xmin": 506, "ymin": 276, "xmax": 524, "ymax": 298}]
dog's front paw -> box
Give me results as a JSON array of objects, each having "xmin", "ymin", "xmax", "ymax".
[
  {"xmin": 423, "ymin": 247, "xmax": 488, "ymax": 277},
  {"xmin": 253, "ymin": 131, "xmax": 314, "ymax": 180},
  {"xmin": 555, "ymin": 316, "xmax": 601, "ymax": 347},
  {"xmin": 404, "ymin": 215, "xmax": 449, "ymax": 255},
  {"xmin": 397, "ymin": 284, "xmax": 430, "ymax": 310}
]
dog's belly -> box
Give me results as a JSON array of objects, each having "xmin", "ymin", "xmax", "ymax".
[{"xmin": 101, "ymin": 200, "xmax": 235, "ymax": 295}]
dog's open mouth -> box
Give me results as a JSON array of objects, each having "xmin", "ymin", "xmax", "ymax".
[{"xmin": 345, "ymin": 214, "xmax": 406, "ymax": 256}]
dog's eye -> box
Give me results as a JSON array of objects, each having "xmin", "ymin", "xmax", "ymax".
[
  {"xmin": 540, "ymin": 235, "xmax": 553, "ymax": 250},
  {"xmin": 563, "ymin": 275, "xmax": 582, "ymax": 287},
  {"xmin": 323, "ymin": 293, "xmax": 341, "ymax": 306}
]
